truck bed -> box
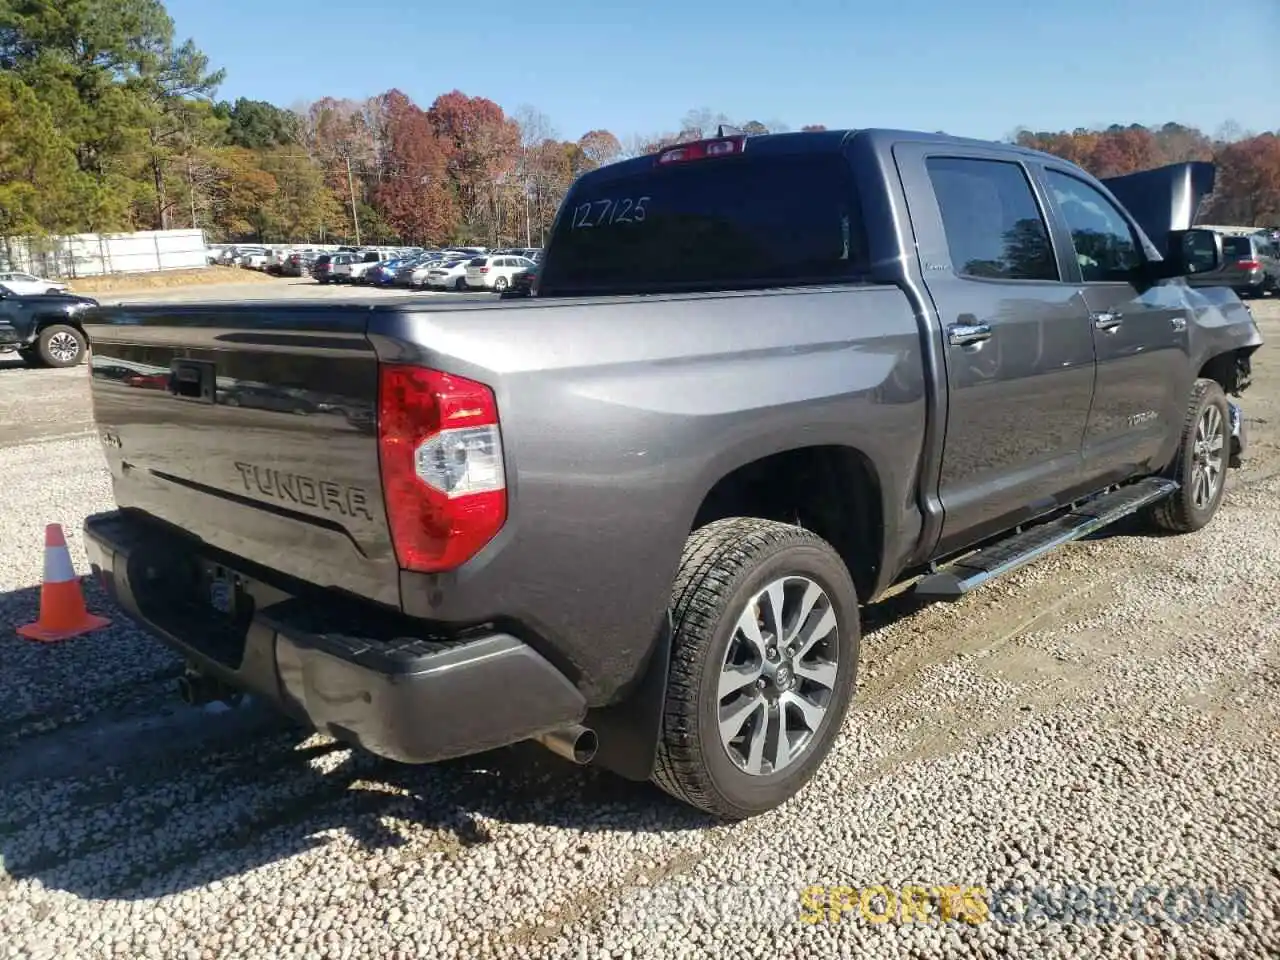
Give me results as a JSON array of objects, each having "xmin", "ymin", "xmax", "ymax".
[{"xmin": 83, "ymin": 286, "xmax": 927, "ymax": 703}]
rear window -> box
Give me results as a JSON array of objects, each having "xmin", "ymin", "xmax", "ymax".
[
  {"xmin": 1223, "ymin": 236, "xmax": 1253, "ymax": 259},
  {"xmin": 469, "ymin": 257, "xmax": 488, "ymax": 266},
  {"xmin": 539, "ymin": 152, "xmax": 866, "ymax": 295}
]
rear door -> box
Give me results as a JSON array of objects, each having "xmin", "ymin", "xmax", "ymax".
[
  {"xmin": 894, "ymin": 144, "xmax": 1097, "ymax": 555},
  {"xmin": 84, "ymin": 306, "xmax": 398, "ymax": 607},
  {"xmin": 1037, "ymin": 166, "xmax": 1193, "ymax": 483}
]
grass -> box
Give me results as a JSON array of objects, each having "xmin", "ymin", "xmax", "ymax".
[{"xmin": 66, "ymin": 267, "xmax": 281, "ymax": 295}]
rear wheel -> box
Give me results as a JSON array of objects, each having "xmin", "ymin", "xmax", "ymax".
[
  {"xmin": 37, "ymin": 324, "xmax": 87, "ymax": 367},
  {"xmin": 1148, "ymin": 378, "xmax": 1230, "ymax": 533},
  {"xmin": 494, "ymin": 276, "xmax": 509, "ymax": 292},
  {"xmin": 652, "ymin": 517, "xmax": 860, "ymax": 820}
]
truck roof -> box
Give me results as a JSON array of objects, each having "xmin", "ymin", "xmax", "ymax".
[{"xmin": 586, "ymin": 128, "xmax": 1078, "ymax": 183}]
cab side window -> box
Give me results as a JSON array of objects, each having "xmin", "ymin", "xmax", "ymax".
[
  {"xmin": 926, "ymin": 156, "xmax": 1059, "ymax": 282},
  {"xmin": 1044, "ymin": 171, "xmax": 1143, "ymax": 282}
]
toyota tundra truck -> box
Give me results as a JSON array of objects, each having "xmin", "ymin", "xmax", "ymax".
[{"xmin": 81, "ymin": 128, "xmax": 1262, "ymax": 820}]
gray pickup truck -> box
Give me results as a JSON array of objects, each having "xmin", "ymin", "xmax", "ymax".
[{"xmin": 82, "ymin": 129, "xmax": 1262, "ymax": 820}]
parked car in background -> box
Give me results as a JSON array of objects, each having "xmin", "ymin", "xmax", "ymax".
[
  {"xmin": 1186, "ymin": 231, "xmax": 1279, "ymax": 297},
  {"xmin": 310, "ymin": 253, "xmax": 335, "ymax": 283},
  {"xmin": 394, "ymin": 256, "xmax": 432, "ymax": 287},
  {"xmin": 238, "ymin": 248, "xmax": 271, "ymax": 270},
  {"xmin": 348, "ymin": 251, "xmax": 389, "ymax": 284},
  {"xmin": 312, "ymin": 253, "xmax": 357, "ymax": 283},
  {"xmin": 368, "ymin": 258, "xmax": 411, "ymax": 286},
  {"xmin": 328, "ymin": 253, "xmax": 367, "ymax": 283},
  {"xmin": 465, "ymin": 254, "xmax": 537, "ymax": 292},
  {"xmin": 502, "ymin": 261, "xmax": 539, "ymax": 298},
  {"xmin": 280, "ymin": 252, "xmax": 313, "ymax": 277},
  {"xmin": 424, "ymin": 257, "xmax": 471, "ymax": 290},
  {"xmin": 400, "ymin": 257, "xmax": 435, "ymax": 288},
  {"xmin": 0, "ymin": 271, "xmax": 69, "ymax": 296},
  {"xmin": 0, "ymin": 285, "xmax": 96, "ymax": 366}
]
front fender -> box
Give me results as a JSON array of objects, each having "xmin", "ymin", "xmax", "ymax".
[{"xmin": 1186, "ymin": 285, "xmax": 1264, "ymax": 378}]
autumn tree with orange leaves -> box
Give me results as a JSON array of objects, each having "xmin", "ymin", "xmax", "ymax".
[
  {"xmin": 373, "ymin": 90, "xmax": 457, "ymax": 244},
  {"xmin": 427, "ymin": 91, "xmax": 520, "ymax": 244},
  {"xmin": 1014, "ymin": 122, "xmax": 1280, "ymax": 226}
]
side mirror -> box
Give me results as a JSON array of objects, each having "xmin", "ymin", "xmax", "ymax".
[{"xmin": 1158, "ymin": 228, "xmax": 1223, "ymax": 279}]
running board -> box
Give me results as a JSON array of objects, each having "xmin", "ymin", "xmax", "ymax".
[{"xmin": 915, "ymin": 478, "xmax": 1179, "ymax": 599}]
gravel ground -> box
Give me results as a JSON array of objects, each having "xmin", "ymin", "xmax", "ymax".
[{"xmin": 1, "ymin": 297, "xmax": 1278, "ymax": 959}]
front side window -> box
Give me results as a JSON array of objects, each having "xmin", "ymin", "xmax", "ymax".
[
  {"xmin": 926, "ymin": 157, "xmax": 1058, "ymax": 282},
  {"xmin": 1044, "ymin": 170, "xmax": 1143, "ymax": 282}
]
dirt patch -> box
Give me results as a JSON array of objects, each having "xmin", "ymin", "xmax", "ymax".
[{"xmin": 66, "ymin": 267, "xmax": 281, "ymax": 296}]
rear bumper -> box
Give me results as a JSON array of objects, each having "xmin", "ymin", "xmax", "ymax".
[{"xmin": 83, "ymin": 510, "xmax": 587, "ymax": 764}]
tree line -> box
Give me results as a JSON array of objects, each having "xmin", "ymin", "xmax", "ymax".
[
  {"xmin": 1013, "ymin": 123, "xmax": 1280, "ymax": 226},
  {"xmin": 3, "ymin": 0, "xmax": 1277, "ymax": 250}
]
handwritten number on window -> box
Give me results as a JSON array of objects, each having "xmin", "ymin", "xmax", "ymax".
[{"xmin": 571, "ymin": 197, "xmax": 650, "ymax": 229}]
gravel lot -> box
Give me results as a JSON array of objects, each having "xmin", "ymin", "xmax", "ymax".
[{"xmin": 1, "ymin": 290, "xmax": 1277, "ymax": 960}]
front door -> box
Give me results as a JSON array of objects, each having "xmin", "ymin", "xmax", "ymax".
[
  {"xmin": 1038, "ymin": 168, "xmax": 1194, "ymax": 484},
  {"xmin": 896, "ymin": 147, "xmax": 1098, "ymax": 556}
]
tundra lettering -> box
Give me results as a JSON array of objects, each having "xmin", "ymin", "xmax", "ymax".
[
  {"xmin": 81, "ymin": 128, "xmax": 1263, "ymax": 821},
  {"xmin": 233, "ymin": 461, "xmax": 375, "ymax": 520}
]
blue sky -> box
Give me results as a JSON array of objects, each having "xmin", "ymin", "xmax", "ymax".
[{"xmin": 168, "ymin": 0, "xmax": 1277, "ymax": 143}]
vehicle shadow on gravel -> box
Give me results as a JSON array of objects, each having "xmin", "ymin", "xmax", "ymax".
[{"xmin": 0, "ymin": 581, "xmax": 715, "ymax": 905}]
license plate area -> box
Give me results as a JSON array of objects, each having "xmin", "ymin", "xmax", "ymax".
[
  {"xmin": 205, "ymin": 563, "xmax": 252, "ymax": 620},
  {"xmin": 129, "ymin": 552, "xmax": 259, "ymax": 670}
]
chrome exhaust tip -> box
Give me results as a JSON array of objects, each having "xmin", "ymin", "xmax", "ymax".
[{"xmin": 534, "ymin": 724, "xmax": 598, "ymax": 765}]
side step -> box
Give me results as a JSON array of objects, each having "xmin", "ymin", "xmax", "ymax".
[{"xmin": 914, "ymin": 478, "xmax": 1179, "ymax": 600}]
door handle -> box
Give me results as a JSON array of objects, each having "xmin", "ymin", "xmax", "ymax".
[
  {"xmin": 1170, "ymin": 315, "xmax": 1187, "ymax": 332},
  {"xmin": 948, "ymin": 322, "xmax": 992, "ymax": 346},
  {"xmin": 1092, "ymin": 311, "xmax": 1124, "ymax": 331}
]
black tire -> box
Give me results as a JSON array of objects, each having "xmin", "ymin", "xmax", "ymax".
[
  {"xmin": 652, "ymin": 517, "xmax": 860, "ymax": 820},
  {"xmin": 45, "ymin": 287, "xmax": 61, "ymax": 295},
  {"xmin": 1148, "ymin": 378, "xmax": 1230, "ymax": 533},
  {"xmin": 36, "ymin": 323, "xmax": 87, "ymax": 368},
  {"xmin": 494, "ymin": 275, "xmax": 509, "ymax": 292}
]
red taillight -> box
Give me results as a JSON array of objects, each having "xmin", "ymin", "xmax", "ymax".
[
  {"xmin": 478, "ymin": 267, "xmax": 489, "ymax": 273},
  {"xmin": 1235, "ymin": 259, "xmax": 1261, "ymax": 270},
  {"xmin": 377, "ymin": 365, "xmax": 506, "ymax": 573},
  {"xmin": 655, "ymin": 136, "xmax": 745, "ymax": 165}
]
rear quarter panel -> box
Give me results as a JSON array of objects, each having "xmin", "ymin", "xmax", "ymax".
[{"xmin": 370, "ymin": 286, "xmax": 927, "ymax": 703}]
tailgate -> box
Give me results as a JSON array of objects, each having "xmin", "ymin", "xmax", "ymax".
[{"xmin": 84, "ymin": 305, "xmax": 399, "ymax": 608}]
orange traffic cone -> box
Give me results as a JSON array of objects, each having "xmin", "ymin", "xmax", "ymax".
[{"xmin": 17, "ymin": 523, "xmax": 111, "ymax": 643}]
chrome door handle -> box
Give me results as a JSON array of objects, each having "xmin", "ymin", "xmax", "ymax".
[
  {"xmin": 1170, "ymin": 315, "xmax": 1188, "ymax": 332},
  {"xmin": 948, "ymin": 322, "xmax": 992, "ymax": 346},
  {"xmin": 1092, "ymin": 311, "xmax": 1124, "ymax": 331}
]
